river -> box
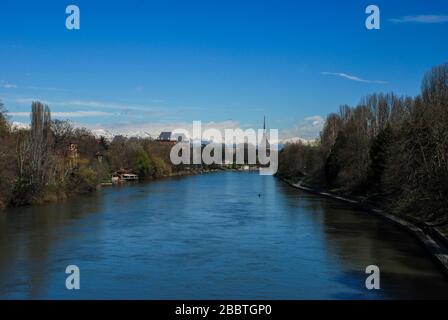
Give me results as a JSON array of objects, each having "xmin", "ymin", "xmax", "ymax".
[{"xmin": 0, "ymin": 172, "xmax": 447, "ymax": 299}]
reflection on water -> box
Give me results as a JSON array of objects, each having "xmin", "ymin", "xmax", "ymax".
[{"xmin": 0, "ymin": 172, "xmax": 447, "ymax": 299}]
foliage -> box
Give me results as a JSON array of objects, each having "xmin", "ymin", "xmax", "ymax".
[
  {"xmin": 278, "ymin": 62, "xmax": 448, "ymax": 224},
  {"xmin": 133, "ymin": 148, "xmax": 152, "ymax": 177},
  {"xmin": 151, "ymin": 155, "xmax": 172, "ymax": 178},
  {"xmin": 69, "ymin": 166, "xmax": 98, "ymax": 193},
  {"xmin": 0, "ymin": 100, "xmax": 178, "ymax": 208}
]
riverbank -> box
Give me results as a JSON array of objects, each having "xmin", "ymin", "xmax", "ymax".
[
  {"xmin": 0, "ymin": 166, "xmax": 258, "ymax": 210},
  {"xmin": 279, "ymin": 176, "xmax": 448, "ymax": 276},
  {"xmin": 0, "ymin": 169, "xmax": 202, "ymax": 210}
]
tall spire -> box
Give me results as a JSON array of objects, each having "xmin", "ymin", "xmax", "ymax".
[{"xmin": 262, "ymin": 115, "xmax": 270, "ymax": 151}]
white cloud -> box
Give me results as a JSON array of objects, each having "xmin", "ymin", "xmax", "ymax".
[
  {"xmin": 26, "ymin": 86, "xmax": 67, "ymax": 92},
  {"xmin": 281, "ymin": 115, "xmax": 325, "ymax": 141},
  {"xmin": 8, "ymin": 111, "xmax": 114, "ymax": 118},
  {"xmin": 389, "ymin": 15, "xmax": 448, "ymax": 24},
  {"xmin": 321, "ymin": 72, "xmax": 387, "ymax": 84},
  {"xmin": 14, "ymin": 98, "xmax": 165, "ymax": 114},
  {"xmin": 304, "ymin": 115, "xmax": 325, "ymax": 126},
  {"xmin": 0, "ymin": 80, "xmax": 17, "ymax": 89},
  {"xmin": 15, "ymin": 98, "xmax": 56, "ymax": 105}
]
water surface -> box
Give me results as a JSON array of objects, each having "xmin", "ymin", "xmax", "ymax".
[{"xmin": 0, "ymin": 172, "xmax": 447, "ymax": 299}]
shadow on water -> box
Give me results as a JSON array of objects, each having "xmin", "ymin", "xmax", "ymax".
[
  {"xmin": 0, "ymin": 193, "xmax": 105, "ymax": 298},
  {"xmin": 271, "ymin": 180, "xmax": 448, "ymax": 299},
  {"xmin": 0, "ymin": 172, "xmax": 447, "ymax": 299}
]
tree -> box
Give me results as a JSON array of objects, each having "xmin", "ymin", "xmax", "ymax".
[
  {"xmin": 51, "ymin": 119, "xmax": 74, "ymax": 153},
  {"xmin": 10, "ymin": 101, "xmax": 53, "ymax": 204},
  {"xmin": 133, "ymin": 148, "xmax": 152, "ymax": 177},
  {"xmin": 29, "ymin": 101, "xmax": 53, "ymax": 194},
  {"xmin": 365, "ymin": 125, "xmax": 393, "ymax": 193},
  {"xmin": 320, "ymin": 113, "xmax": 342, "ymax": 155},
  {"xmin": 0, "ymin": 100, "xmax": 9, "ymax": 135},
  {"xmin": 151, "ymin": 155, "xmax": 172, "ymax": 178},
  {"xmin": 278, "ymin": 61, "xmax": 448, "ymax": 226},
  {"xmin": 0, "ymin": 101, "xmax": 16, "ymax": 207}
]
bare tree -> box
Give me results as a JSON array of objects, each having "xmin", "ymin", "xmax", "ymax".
[{"xmin": 28, "ymin": 101, "xmax": 53, "ymax": 194}]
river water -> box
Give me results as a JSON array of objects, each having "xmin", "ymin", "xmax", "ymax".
[{"xmin": 0, "ymin": 172, "xmax": 447, "ymax": 299}]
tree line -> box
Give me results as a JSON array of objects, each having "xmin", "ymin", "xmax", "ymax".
[
  {"xmin": 278, "ymin": 62, "xmax": 448, "ymax": 227},
  {"xmin": 0, "ymin": 101, "xmax": 176, "ymax": 209}
]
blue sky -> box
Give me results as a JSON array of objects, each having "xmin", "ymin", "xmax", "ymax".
[{"xmin": 1, "ymin": 0, "xmax": 447, "ymax": 139}]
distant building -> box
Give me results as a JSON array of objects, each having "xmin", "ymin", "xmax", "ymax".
[
  {"xmin": 112, "ymin": 169, "xmax": 139, "ymax": 183},
  {"xmin": 158, "ymin": 132, "xmax": 172, "ymax": 141},
  {"xmin": 157, "ymin": 131, "xmax": 188, "ymax": 145}
]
